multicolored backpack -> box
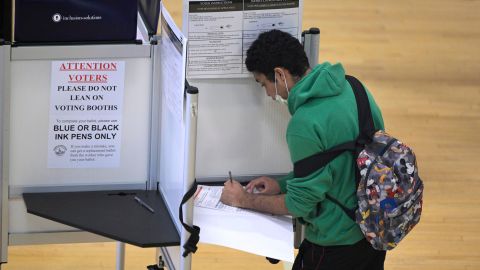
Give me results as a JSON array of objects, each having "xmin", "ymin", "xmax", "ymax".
[
  {"xmin": 356, "ymin": 130, "xmax": 423, "ymax": 250},
  {"xmin": 294, "ymin": 75, "xmax": 423, "ymax": 250}
]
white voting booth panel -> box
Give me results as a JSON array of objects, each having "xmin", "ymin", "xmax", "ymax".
[
  {"xmin": 156, "ymin": 7, "xmax": 188, "ymax": 232},
  {"xmin": 193, "ymin": 78, "xmax": 292, "ymax": 178},
  {"xmin": 0, "ymin": 44, "xmax": 11, "ymax": 263},
  {"xmin": 7, "ymin": 44, "xmax": 152, "ymax": 242},
  {"xmin": 154, "ymin": 5, "xmax": 196, "ymax": 270}
]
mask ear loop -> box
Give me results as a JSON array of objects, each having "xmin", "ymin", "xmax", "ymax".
[
  {"xmin": 280, "ymin": 70, "xmax": 289, "ymax": 97},
  {"xmin": 274, "ymin": 73, "xmax": 279, "ymax": 97},
  {"xmin": 273, "ymin": 71, "xmax": 289, "ymax": 105}
]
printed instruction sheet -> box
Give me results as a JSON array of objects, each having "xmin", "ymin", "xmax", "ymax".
[{"xmin": 185, "ymin": 0, "xmax": 302, "ymax": 78}]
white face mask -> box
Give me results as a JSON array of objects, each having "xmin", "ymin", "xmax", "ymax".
[{"xmin": 274, "ymin": 71, "xmax": 289, "ymax": 105}]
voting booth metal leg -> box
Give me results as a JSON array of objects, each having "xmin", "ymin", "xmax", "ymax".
[
  {"xmin": 293, "ymin": 29, "xmax": 321, "ymax": 249},
  {"xmin": 0, "ymin": 44, "xmax": 11, "ymax": 264},
  {"xmin": 180, "ymin": 87, "xmax": 199, "ymax": 270},
  {"xmin": 116, "ymin": 242, "xmax": 126, "ymax": 270},
  {"xmin": 308, "ymin": 28, "xmax": 320, "ymax": 67},
  {"xmin": 159, "ymin": 247, "xmax": 178, "ymax": 270},
  {"xmin": 302, "ymin": 27, "xmax": 320, "ymax": 68},
  {"xmin": 148, "ymin": 39, "xmax": 162, "ymax": 192}
]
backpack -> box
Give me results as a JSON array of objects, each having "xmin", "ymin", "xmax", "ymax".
[{"xmin": 293, "ymin": 75, "xmax": 423, "ymax": 250}]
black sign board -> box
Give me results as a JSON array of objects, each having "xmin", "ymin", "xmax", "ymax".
[
  {"xmin": 1, "ymin": 0, "xmax": 12, "ymax": 41},
  {"xmin": 15, "ymin": 0, "xmax": 138, "ymax": 43}
]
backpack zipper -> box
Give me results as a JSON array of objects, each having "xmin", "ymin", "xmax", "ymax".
[{"xmin": 363, "ymin": 138, "xmax": 398, "ymax": 182}]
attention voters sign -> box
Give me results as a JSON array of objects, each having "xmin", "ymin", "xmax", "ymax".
[{"xmin": 48, "ymin": 61, "xmax": 125, "ymax": 168}]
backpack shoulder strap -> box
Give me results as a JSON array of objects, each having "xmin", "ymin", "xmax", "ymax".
[
  {"xmin": 293, "ymin": 75, "xmax": 376, "ymax": 178},
  {"xmin": 345, "ymin": 75, "xmax": 376, "ymax": 141},
  {"xmin": 292, "ymin": 75, "xmax": 378, "ymax": 221},
  {"xmin": 294, "ymin": 141, "xmax": 356, "ymax": 178}
]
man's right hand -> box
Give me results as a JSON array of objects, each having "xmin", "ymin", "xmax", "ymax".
[{"xmin": 245, "ymin": 176, "xmax": 281, "ymax": 195}]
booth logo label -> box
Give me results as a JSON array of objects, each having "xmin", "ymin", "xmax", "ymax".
[
  {"xmin": 52, "ymin": 13, "xmax": 62, "ymax": 23},
  {"xmin": 53, "ymin": 145, "xmax": 67, "ymax": 156}
]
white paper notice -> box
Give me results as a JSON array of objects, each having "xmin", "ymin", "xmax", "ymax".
[
  {"xmin": 186, "ymin": 0, "xmax": 302, "ymax": 78},
  {"xmin": 48, "ymin": 61, "xmax": 125, "ymax": 168},
  {"xmin": 160, "ymin": 10, "xmax": 186, "ymax": 123},
  {"xmin": 193, "ymin": 185, "xmax": 295, "ymax": 262},
  {"xmin": 242, "ymin": 0, "xmax": 301, "ymax": 74}
]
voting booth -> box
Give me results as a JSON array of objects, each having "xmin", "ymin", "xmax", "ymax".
[
  {"xmin": 0, "ymin": 0, "xmax": 320, "ymax": 269},
  {"xmin": 1, "ymin": 2, "xmax": 198, "ymax": 270},
  {"xmin": 176, "ymin": 0, "xmax": 319, "ymax": 264}
]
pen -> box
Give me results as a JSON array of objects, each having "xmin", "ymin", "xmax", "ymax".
[
  {"xmin": 229, "ymin": 171, "xmax": 233, "ymax": 183},
  {"xmin": 134, "ymin": 196, "xmax": 155, "ymax": 213}
]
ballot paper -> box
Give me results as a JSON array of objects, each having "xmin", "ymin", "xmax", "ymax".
[
  {"xmin": 193, "ymin": 185, "xmax": 295, "ymax": 262},
  {"xmin": 194, "ymin": 185, "xmax": 247, "ymax": 213}
]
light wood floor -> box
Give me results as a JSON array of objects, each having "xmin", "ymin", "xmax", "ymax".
[{"xmin": 4, "ymin": 0, "xmax": 480, "ymax": 269}]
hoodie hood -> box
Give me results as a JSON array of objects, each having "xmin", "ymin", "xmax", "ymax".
[{"xmin": 288, "ymin": 62, "xmax": 346, "ymax": 114}]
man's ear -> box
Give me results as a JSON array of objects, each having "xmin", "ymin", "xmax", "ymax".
[{"xmin": 273, "ymin": 67, "xmax": 286, "ymax": 81}]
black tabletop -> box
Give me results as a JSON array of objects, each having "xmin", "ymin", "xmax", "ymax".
[{"xmin": 23, "ymin": 190, "xmax": 180, "ymax": 248}]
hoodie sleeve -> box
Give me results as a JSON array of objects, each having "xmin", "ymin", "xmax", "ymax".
[
  {"xmin": 283, "ymin": 134, "xmax": 334, "ymax": 218},
  {"xmin": 277, "ymin": 171, "xmax": 294, "ymax": 194}
]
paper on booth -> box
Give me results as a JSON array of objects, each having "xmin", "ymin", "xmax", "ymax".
[
  {"xmin": 48, "ymin": 61, "xmax": 125, "ymax": 168},
  {"xmin": 185, "ymin": 0, "xmax": 303, "ymax": 79}
]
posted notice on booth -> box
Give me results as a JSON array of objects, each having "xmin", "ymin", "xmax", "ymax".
[
  {"xmin": 48, "ymin": 61, "xmax": 126, "ymax": 168},
  {"xmin": 186, "ymin": 0, "xmax": 301, "ymax": 78}
]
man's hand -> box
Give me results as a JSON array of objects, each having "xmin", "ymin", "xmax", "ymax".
[
  {"xmin": 221, "ymin": 178, "xmax": 290, "ymax": 215},
  {"xmin": 245, "ymin": 176, "xmax": 281, "ymax": 195},
  {"xmin": 220, "ymin": 180, "xmax": 247, "ymax": 207}
]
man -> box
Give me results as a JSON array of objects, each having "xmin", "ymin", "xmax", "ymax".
[{"xmin": 220, "ymin": 29, "xmax": 386, "ymax": 270}]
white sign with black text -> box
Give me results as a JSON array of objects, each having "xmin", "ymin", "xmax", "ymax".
[
  {"xmin": 48, "ymin": 61, "xmax": 125, "ymax": 168},
  {"xmin": 185, "ymin": 0, "xmax": 303, "ymax": 78}
]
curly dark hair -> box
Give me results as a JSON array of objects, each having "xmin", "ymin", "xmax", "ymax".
[{"xmin": 245, "ymin": 29, "xmax": 309, "ymax": 82}]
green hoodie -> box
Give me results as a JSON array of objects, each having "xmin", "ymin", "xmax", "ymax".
[{"xmin": 278, "ymin": 62, "xmax": 384, "ymax": 246}]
